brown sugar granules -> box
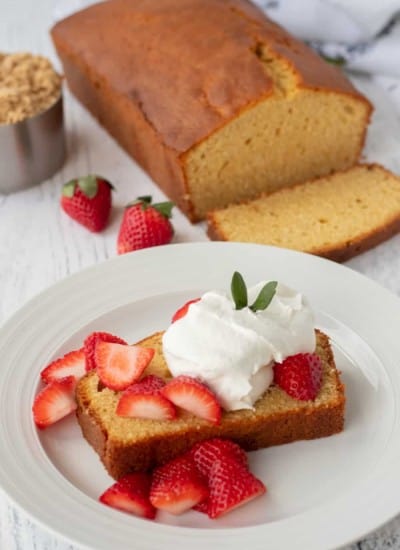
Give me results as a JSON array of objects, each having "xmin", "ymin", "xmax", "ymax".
[{"xmin": 0, "ymin": 52, "xmax": 62, "ymax": 124}]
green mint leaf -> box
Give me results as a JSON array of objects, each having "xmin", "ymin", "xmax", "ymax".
[
  {"xmin": 62, "ymin": 180, "xmax": 77, "ymax": 198},
  {"xmin": 250, "ymin": 281, "xmax": 277, "ymax": 312},
  {"xmin": 231, "ymin": 271, "xmax": 248, "ymax": 310},
  {"xmin": 77, "ymin": 175, "xmax": 98, "ymax": 198},
  {"xmin": 153, "ymin": 201, "xmax": 174, "ymax": 219}
]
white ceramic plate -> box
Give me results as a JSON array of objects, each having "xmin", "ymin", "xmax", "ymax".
[{"xmin": 1, "ymin": 242, "xmax": 400, "ymax": 550}]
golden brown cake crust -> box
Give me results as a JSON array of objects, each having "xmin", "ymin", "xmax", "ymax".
[
  {"xmin": 76, "ymin": 330, "xmax": 345, "ymax": 480},
  {"xmin": 51, "ymin": 0, "xmax": 371, "ymax": 221},
  {"xmin": 51, "ymin": 0, "xmax": 366, "ymax": 152}
]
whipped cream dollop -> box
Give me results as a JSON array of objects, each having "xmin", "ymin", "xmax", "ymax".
[{"xmin": 162, "ymin": 282, "xmax": 316, "ymax": 411}]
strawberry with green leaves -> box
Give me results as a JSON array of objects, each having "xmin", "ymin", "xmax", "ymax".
[
  {"xmin": 61, "ymin": 175, "xmax": 113, "ymax": 232},
  {"xmin": 117, "ymin": 196, "xmax": 174, "ymax": 254}
]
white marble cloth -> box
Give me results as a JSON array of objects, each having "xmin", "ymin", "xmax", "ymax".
[{"xmin": 254, "ymin": 0, "xmax": 400, "ymax": 78}]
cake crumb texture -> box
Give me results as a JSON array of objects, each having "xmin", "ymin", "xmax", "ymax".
[
  {"xmin": 76, "ymin": 330, "xmax": 345, "ymax": 479},
  {"xmin": 208, "ymin": 164, "xmax": 400, "ymax": 262}
]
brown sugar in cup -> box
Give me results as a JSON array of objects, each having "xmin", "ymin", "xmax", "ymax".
[
  {"xmin": 0, "ymin": 52, "xmax": 62, "ymax": 124},
  {"xmin": 0, "ymin": 52, "xmax": 66, "ymax": 193}
]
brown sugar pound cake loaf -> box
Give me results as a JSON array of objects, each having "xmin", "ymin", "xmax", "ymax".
[
  {"xmin": 51, "ymin": 0, "xmax": 372, "ymax": 222},
  {"xmin": 208, "ymin": 164, "xmax": 400, "ymax": 262},
  {"xmin": 76, "ymin": 330, "xmax": 344, "ymax": 480}
]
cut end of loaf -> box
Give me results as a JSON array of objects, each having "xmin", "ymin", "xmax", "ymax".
[
  {"xmin": 207, "ymin": 163, "xmax": 400, "ymax": 262},
  {"xmin": 184, "ymin": 42, "xmax": 371, "ymax": 221},
  {"xmin": 76, "ymin": 330, "xmax": 345, "ymax": 480}
]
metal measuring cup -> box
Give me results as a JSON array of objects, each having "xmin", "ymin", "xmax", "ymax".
[{"xmin": 0, "ymin": 92, "xmax": 66, "ymax": 193}]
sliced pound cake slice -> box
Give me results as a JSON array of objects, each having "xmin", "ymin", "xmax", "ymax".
[
  {"xmin": 207, "ymin": 164, "xmax": 400, "ymax": 262},
  {"xmin": 76, "ymin": 330, "xmax": 344, "ymax": 480}
]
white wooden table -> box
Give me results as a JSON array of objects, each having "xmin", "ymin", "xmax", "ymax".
[{"xmin": 1, "ymin": 1, "xmax": 400, "ymax": 548}]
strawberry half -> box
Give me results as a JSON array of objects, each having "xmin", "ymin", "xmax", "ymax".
[
  {"xmin": 171, "ymin": 298, "xmax": 200, "ymax": 323},
  {"xmin": 84, "ymin": 331, "xmax": 127, "ymax": 372},
  {"xmin": 273, "ymin": 352, "xmax": 322, "ymax": 401},
  {"xmin": 116, "ymin": 375, "xmax": 176, "ymax": 420},
  {"xmin": 61, "ymin": 175, "xmax": 113, "ymax": 232},
  {"xmin": 161, "ymin": 375, "xmax": 221, "ymax": 425},
  {"xmin": 150, "ymin": 454, "xmax": 208, "ymax": 515},
  {"xmin": 95, "ymin": 341, "xmax": 155, "ymax": 391},
  {"xmin": 33, "ymin": 376, "xmax": 77, "ymax": 429},
  {"xmin": 191, "ymin": 438, "xmax": 248, "ymax": 477},
  {"xmin": 205, "ymin": 458, "xmax": 266, "ymax": 519},
  {"xmin": 40, "ymin": 349, "xmax": 86, "ymax": 384},
  {"xmin": 99, "ymin": 473, "xmax": 156, "ymax": 519},
  {"xmin": 117, "ymin": 196, "xmax": 174, "ymax": 255}
]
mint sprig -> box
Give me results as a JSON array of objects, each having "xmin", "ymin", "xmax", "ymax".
[
  {"xmin": 231, "ymin": 271, "xmax": 277, "ymax": 313},
  {"xmin": 231, "ymin": 271, "xmax": 248, "ymax": 310},
  {"xmin": 249, "ymin": 281, "xmax": 277, "ymax": 312}
]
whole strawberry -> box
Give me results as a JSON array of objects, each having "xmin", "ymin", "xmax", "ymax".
[
  {"xmin": 61, "ymin": 175, "xmax": 113, "ymax": 232},
  {"xmin": 273, "ymin": 353, "xmax": 322, "ymax": 401},
  {"xmin": 117, "ymin": 196, "xmax": 174, "ymax": 254}
]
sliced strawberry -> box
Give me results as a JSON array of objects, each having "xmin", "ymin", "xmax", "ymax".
[
  {"xmin": 99, "ymin": 472, "xmax": 156, "ymax": 519},
  {"xmin": 205, "ymin": 458, "xmax": 266, "ymax": 519},
  {"xmin": 117, "ymin": 393, "xmax": 176, "ymax": 420},
  {"xmin": 171, "ymin": 298, "xmax": 200, "ymax": 323},
  {"xmin": 150, "ymin": 454, "xmax": 208, "ymax": 515},
  {"xmin": 191, "ymin": 438, "xmax": 248, "ymax": 477},
  {"xmin": 193, "ymin": 498, "xmax": 208, "ymax": 514},
  {"xmin": 95, "ymin": 342, "xmax": 154, "ymax": 391},
  {"xmin": 273, "ymin": 352, "xmax": 322, "ymax": 401},
  {"xmin": 84, "ymin": 331, "xmax": 127, "ymax": 372},
  {"xmin": 161, "ymin": 375, "xmax": 221, "ymax": 425},
  {"xmin": 32, "ymin": 376, "xmax": 77, "ymax": 429},
  {"xmin": 116, "ymin": 376, "xmax": 175, "ymax": 420},
  {"xmin": 126, "ymin": 374, "xmax": 166, "ymax": 393},
  {"xmin": 40, "ymin": 349, "xmax": 86, "ymax": 384}
]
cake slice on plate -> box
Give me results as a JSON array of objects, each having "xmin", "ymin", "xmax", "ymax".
[{"xmin": 76, "ymin": 277, "xmax": 345, "ymax": 480}]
